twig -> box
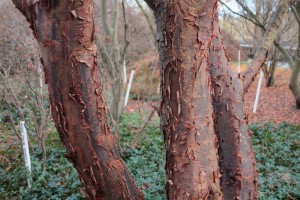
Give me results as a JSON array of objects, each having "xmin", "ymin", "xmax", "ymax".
[{"xmin": 131, "ymin": 109, "xmax": 156, "ymax": 146}]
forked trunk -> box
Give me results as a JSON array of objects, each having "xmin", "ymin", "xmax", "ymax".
[
  {"xmin": 12, "ymin": 1, "xmax": 143, "ymax": 199},
  {"xmin": 210, "ymin": 15, "xmax": 258, "ymax": 199},
  {"xmin": 148, "ymin": 0, "xmax": 222, "ymax": 199}
]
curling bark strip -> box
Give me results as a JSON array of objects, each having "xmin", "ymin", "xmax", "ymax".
[
  {"xmin": 210, "ymin": 13, "xmax": 258, "ymax": 199},
  {"xmin": 12, "ymin": 0, "xmax": 143, "ymax": 199},
  {"xmin": 146, "ymin": 0, "xmax": 223, "ymax": 199}
]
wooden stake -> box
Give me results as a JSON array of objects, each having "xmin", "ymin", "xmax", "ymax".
[
  {"xmin": 124, "ymin": 70, "xmax": 135, "ymax": 106},
  {"xmin": 20, "ymin": 121, "xmax": 32, "ymax": 188},
  {"xmin": 237, "ymin": 50, "xmax": 241, "ymax": 74},
  {"xmin": 123, "ymin": 60, "xmax": 127, "ymax": 84},
  {"xmin": 253, "ymin": 71, "xmax": 264, "ymax": 113}
]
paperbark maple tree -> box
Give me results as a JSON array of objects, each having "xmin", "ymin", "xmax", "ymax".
[
  {"xmin": 11, "ymin": 0, "xmax": 143, "ymax": 199},
  {"xmin": 12, "ymin": 0, "xmax": 291, "ymax": 199}
]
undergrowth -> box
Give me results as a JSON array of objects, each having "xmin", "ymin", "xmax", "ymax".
[
  {"xmin": 0, "ymin": 112, "xmax": 299, "ymax": 199},
  {"xmin": 250, "ymin": 123, "xmax": 300, "ymax": 199}
]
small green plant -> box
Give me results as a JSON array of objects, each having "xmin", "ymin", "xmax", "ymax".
[
  {"xmin": 251, "ymin": 123, "xmax": 300, "ymax": 199},
  {"xmin": 1, "ymin": 113, "xmax": 299, "ymax": 199},
  {"xmin": 0, "ymin": 138, "xmax": 85, "ymax": 200},
  {"xmin": 120, "ymin": 112, "xmax": 166, "ymax": 199}
]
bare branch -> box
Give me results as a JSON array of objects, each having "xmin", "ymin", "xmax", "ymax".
[
  {"xmin": 131, "ymin": 109, "xmax": 155, "ymax": 146},
  {"xmin": 144, "ymin": 0, "xmax": 157, "ymax": 10},
  {"xmin": 112, "ymin": 0, "xmax": 119, "ymax": 38},
  {"xmin": 136, "ymin": 0, "xmax": 156, "ymax": 38},
  {"xmin": 227, "ymin": 0, "xmax": 296, "ymax": 74},
  {"xmin": 235, "ymin": 0, "xmax": 265, "ymax": 28},
  {"xmin": 95, "ymin": 35, "xmax": 115, "ymax": 77},
  {"xmin": 219, "ymin": 0, "xmax": 265, "ymax": 29},
  {"xmin": 274, "ymin": 40, "xmax": 295, "ymax": 68},
  {"xmin": 101, "ymin": 0, "xmax": 112, "ymax": 36},
  {"xmin": 291, "ymin": 5, "xmax": 300, "ymax": 24},
  {"xmin": 121, "ymin": 0, "xmax": 130, "ymax": 62},
  {"xmin": 242, "ymin": 0, "xmax": 295, "ymax": 93}
]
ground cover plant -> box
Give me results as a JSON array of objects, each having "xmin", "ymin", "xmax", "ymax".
[{"xmin": 0, "ymin": 112, "xmax": 299, "ymax": 199}]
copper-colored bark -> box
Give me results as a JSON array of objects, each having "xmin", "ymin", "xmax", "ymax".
[
  {"xmin": 210, "ymin": 14, "xmax": 258, "ymax": 199},
  {"xmin": 148, "ymin": 0, "xmax": 222, "ymax": 199},
  {"xmin": 12, "ymin": 1, "xmax": 143, "ymax": 199}
]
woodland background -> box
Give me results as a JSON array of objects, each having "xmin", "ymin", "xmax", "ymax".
[{"xmin": 0, "ymin": 0, "xmax": 299, "ymax": 199}]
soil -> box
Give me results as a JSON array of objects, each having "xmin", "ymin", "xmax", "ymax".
[
  {"xmin": 125, "ymin": 69, "xmax": 299, "ymax": 124},
  {"xmin": 244, "ymin": 69, "xmax": 299, "ymax": 124}
]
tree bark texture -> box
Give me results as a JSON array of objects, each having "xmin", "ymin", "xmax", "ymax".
[
  {"xmin": 147, "ymin": 0, "xmax": 223, "ymax": 199},
  {"xmin": 210, "ymin": 14, "xmax": 258, "ymax": 199},
  {"xmin": 12, "ymin": 1, "xmax": 143, "ymax": 199}
]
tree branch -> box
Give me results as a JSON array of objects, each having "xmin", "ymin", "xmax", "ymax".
[
  {"xmin": 95, "ymin": 35, "xmax": 115, "ymax": 77},
  {"xmin": 112, "ymin": 0, "xmax": 119, "ymax": 37},
  {"xmin": 274, "ymin": 40, "xmax": 295, "ymax": 68},
  {"xmin": 242, "ymin": 0, "xmax": 295, "ymax": 93},
  {"xmin": 136, "ymin": 0, "xmax": 156, "ymax": 38},
  {"xmin": 101, "ymin": 0, "xmax": 112, "ymax": 36},
  {"xmin": 219, "ymin": 0, "xmax": 265, "ymax": 30},
  {"xmin": 143, "ymin": 0, "xmax": 156, "ymax": 10},
  {"xmin": 226, "ymin": 0, "xmax": 296, "ymax": 78},
  {"xmin": 121, "ymin": 0, "xmax": 130, "ymax": 63},
  {"xmin": 235, "ymin": 0, "xmax": 265, "ymax": 29},
  {"xmin": 291, "ymin": 4, "xmax": 300, "ymax": 24}
]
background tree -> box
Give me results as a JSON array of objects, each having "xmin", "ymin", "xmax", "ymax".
[
  {"xmin": 0, "ymin": 0, "xmax": 50, "ymax": 171},
  {"xmin": 10, "ymin": 0, "xmax": 295, "ymax": 199},
  {"xmin": 220, "ymin": 0, "xmax": 300, "ymax": 107}
]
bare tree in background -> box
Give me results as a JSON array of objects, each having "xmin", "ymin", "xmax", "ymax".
[
  {"xmin": 0, "ymin": 1, "xmax": 50, "ymax": 171},
  {"xmin": 94, "ymin": 0, "xmax": 128, "ymax": 127},
  {"xmin": 10, "ymin": 0, "xmax": 293, "ymax": 199},
  {"xmin": 221, "ymin": 0, "xmax": 300, "ymax": 108}
]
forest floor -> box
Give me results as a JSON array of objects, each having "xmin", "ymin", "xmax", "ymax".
[
  {"xmin": 125, "ymin": 68, "xmax": 300, "ymax": 124},
  {"xmin": 244, "ymin": 69, "xmax": 299, "ymax": 124}
]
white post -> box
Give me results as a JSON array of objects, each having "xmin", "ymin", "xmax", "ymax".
[
  {"xmin": 267, "ymin": 60, "xmax": 271, "ymax": 68},
  {"xmin": 38, "ymin": 66, "xmax": 43, "ymax": 89},
  {"xmin": 157, "ymin": 82, "xmax": 160, "ymax": 94},
  {"xmin": 237, "ymin": 50, "xmax": 241, "ymax": 74},
  {"xmin": 253, "ymin": 71, "xmax": 264, "ymax": 113},
  {"xmin": 123, "ymin": 60, "xmax": 127, "ymax": 84},
  {"xmin": 124, "ymin": 70, "xmax": 135, "ymax": 106},
  {"xmin": 20, "ymin": 121, "xmax": 32, "ymax": 188}
]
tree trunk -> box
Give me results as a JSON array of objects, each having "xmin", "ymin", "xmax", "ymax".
[
  {"xmin": 266, "ymin": 59, "xmax": 277, "ymax": 87},
  {"xmin": 210, "ymin": 14, "xmax": 258, "ymax": 199},
  {"xmin": 146, "ymin": 0, "xmax": 222, "ymax": 199},
  {"xmin": 289, "ymin": 3, "xmax": 300, "ymax": 109},
  {"xmin": 12, "ymin": 1, "xmax": 143, "ymax": 199}
]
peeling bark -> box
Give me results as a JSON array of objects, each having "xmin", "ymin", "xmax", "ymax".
[
  {"xmin": 12, "ymin": 0, "xmax": 143, "ymax": 199},
  {"xmin": 148, "ymin": 0, "xmax": 222, "ymax": 199},
  {"xmin": 210, "ymin": 13, "xmax": 258, "ymax": 199}
]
